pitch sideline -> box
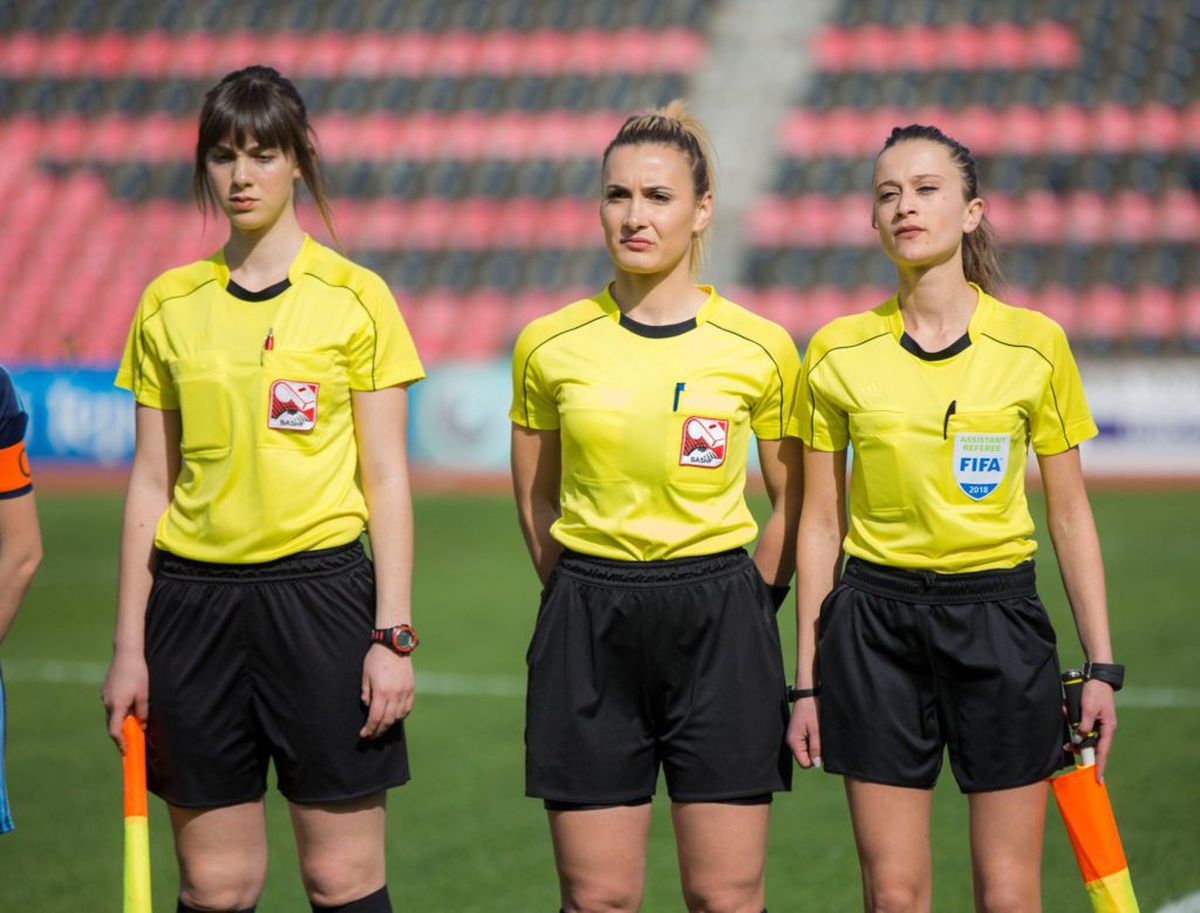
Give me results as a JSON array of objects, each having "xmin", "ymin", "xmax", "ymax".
[{"xmin": 3, "ymin": 658, "xmax": 1198, "ymax": 706}]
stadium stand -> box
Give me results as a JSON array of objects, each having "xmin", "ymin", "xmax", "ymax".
[
  {"xmin": 737, "ymin": 0, "xmax": 1200, "ymax": 352},
  {"xmin": 1, "ymin": 0, "xmax": 1199, "ymax": 362}
]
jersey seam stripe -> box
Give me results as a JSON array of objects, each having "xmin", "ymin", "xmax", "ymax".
[
  {"xmin": 979, "ymin": 332, "xmax": 1069, "ymax": 449},
  {"xmin": 805, "ymin": 332, "xmax": 890, "ymax": 448},
  {"xmin": 706, "ymin": 321, "xmax": 786, "ymax": 438},
  {"xmin": 137, "ymin": 277, "xmax": 219, "ymax": 397},
  {"xmin": 521, "ymin": 314, "xmax": 609, "ymax": 427},
  {"xmin": 303, "ymin": 272, "xmax": 378, "ymax": 390}
]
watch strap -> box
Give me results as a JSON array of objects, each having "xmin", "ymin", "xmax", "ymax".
[
  {"xmin": 1084, "ymin": 661, "xmax": 1124, "ymax": 691},
  {"xmin": 371, "ymin": 624, "xmax": 419, "ymax": 656},
  {"xmin": 788, "ymin": 686, "xmax": 820, "ymax": 701}
]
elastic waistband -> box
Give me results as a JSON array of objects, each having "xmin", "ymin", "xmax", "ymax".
[
  {"xmin": 557, "ymin": 547, "xmax": 750, "ymax": 587},
  {"xmin": 842, "ymin": 557, "xmax": 1036, "ymax": 605},
  {"xmin": 156, "ymin": 541, "xmax": 367, "ymax": 584}
]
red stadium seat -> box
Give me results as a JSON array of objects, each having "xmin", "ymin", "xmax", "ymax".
[
  {"xmin": 1076, "ymin": 285, "xmax": 1129, "ymax": 346},
  {"xmin": 1130, "ymin": 286, "xmax": 1178, "ymax": 343},
  {"xmin": 1030, "ymin": 285, "xmax": 1078, "ymax": 334}
]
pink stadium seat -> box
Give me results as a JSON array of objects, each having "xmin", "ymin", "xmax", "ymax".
[
  {"xmin": 1110, "ymin": 191, "xmax": 1156, "ymax": 243},
  {"xmin": 999, "ymin": 106, "xmax": 1045, "ymax": 155},
  {"xmin": 1077, "ymin": 285, "xmax": 1129, "ymax": 344},
  {"xmin": 1179, "ymin": 288, "xmax": 1200, "ymax": 342},
  {"xmin": 813, "ymin": 27, "xmax": 852, "ymax": 71},
  {"xmin": 1045, "ymin": 103, "xmax": 1091, "ymax": 155},
  {"xmin": 1136, "ymin": 103, "xmax": 1182, "ymax": 152},
  {"xmin": 474, "ymin": 30, "xmax": 522, "ymax": 76},
  {"xmin": 943, "ymin": 23, "xmax": 985, "ymax": 70},
  {"xmin": 987, "ymin": 22, "xmax": 1028, "ymax": 69},
  {"xmin": 1160, "ymin": 188, "xmax": 1200, "ymax": 241},
  {"xmin": 1094, "ymin": 104, "xmax": 1138, "ymax": 154},
  {"xmin": 1064, "ymin": 192, "xmax": 1109, "ymax": 243},
  {"xmin": 898, "ymin": 24, "xmax": 940, "ymax": 71},
  {"xmin": 1130, "ymin": 286, "xmax": 1178, "ymax": 342},
  {"xmin": 1031, "ymin": 285, "xmax": 1078, "ymax": 334},
  {"xmin": 1029, "ymin": 21, "xmax": 1079, "ymax": 68}
]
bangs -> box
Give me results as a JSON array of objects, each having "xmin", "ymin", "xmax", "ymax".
[{"xmin": 196, "ymin": 82, "xmax": 304, "ymax": 157}]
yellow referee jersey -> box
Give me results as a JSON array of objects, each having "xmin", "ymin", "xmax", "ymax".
[
  {"xmin": 116, "ymin": 235, "xmax": 424, "ymax": 564},
  {"xmin": 510, "ymin": 285, "xmax": 801, "ymax": 562},
  {"xmin": 800, "ymin": 286, "xmax": 1097, "ymax": 572}
]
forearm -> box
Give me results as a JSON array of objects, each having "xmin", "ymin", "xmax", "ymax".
[
  {"xmin": 794, "ymin": 516, "xmax": 843, "ymax": 687},
  {"xmin": 1048, "ymin": 500, "xmax": 1113, "ymax": 663},
  {"xmin": 113, "ymin": 478, "xmax": 168, "ymax": 656},
  {"xmin": 753, "ymin": 505, "xmax": 795, "ymax": 587},
  {"xmin": 364, "ymin": 471, "xmax": 414, "ymax": 627},
  {"xmin": 0, "ymin": 533, "xmax": 41, "ymax": 643},
  {"xmin": 517, "ymin": 496, "xmax": 562, "ymax": 583}
]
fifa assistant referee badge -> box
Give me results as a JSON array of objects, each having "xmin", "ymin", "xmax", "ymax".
[{"xmin": 371, "ymin": 624, "xmax": 419, "ymax": 656}]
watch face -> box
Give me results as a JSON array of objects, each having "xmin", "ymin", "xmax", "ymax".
[{"xmin": 393, "ymin": 629, "xmax": 416, "ymax": 651}]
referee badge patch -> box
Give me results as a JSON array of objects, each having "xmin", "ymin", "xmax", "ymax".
[
  {"xmin": 953, "ymin": 433, "xmax": 1009, "ymax": 500},
  {"xmin": 680, "ymin": 417, "xmax": 728, "ymax": 468},
  {"xmin": 268, "ymin": 379, "xmax": 319, "ymax": 432}
]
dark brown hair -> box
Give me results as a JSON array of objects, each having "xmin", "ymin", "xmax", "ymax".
[
  {"xmin": 880, "ymin": 124, "xmax": 1002, "ymax": 293},
  {"xmin": 601, "ymin": 99, "xmax": 715, "ymax": 279},
  {"xmin": 192, "ymin": 65, "xmax": 339, "ymax": 248}
]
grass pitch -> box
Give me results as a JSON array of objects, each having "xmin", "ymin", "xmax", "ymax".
[{"xmin": 1, "ymin": 490, "xmax": 1197, "ymax": 911}]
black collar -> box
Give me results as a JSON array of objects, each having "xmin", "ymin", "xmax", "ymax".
[
  {"xmin": 227, "ymin": 276, "xmax": 291, "ymax": 302},
  {"xmin": 619, "ymin": 313, "xmax": 697, "ymax": 338},
  {"xmin": 900, "ymin": 331, "xmax": 971, "ymax": 361}
]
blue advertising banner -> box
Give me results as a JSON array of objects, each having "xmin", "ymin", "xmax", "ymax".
[{"xmin": 9, "ymin": 367, "xmax": 135, "ymax": 465}]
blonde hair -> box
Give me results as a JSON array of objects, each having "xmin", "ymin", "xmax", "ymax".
[{"xmin": 602, "ymin": 99, "xmax": 715, "ymax": 279}]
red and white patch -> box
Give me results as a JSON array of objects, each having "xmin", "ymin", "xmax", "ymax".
[
  {"xmin": 679, "ymin": 416, "xmax": 728, "ymax": 468},
  {"xmin": 268, "ymin": 379, "xmax": 319, "ymax": 432}
]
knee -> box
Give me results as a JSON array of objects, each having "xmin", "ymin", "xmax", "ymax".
[
  {"xmin": 561, "ymin": 878, "xmax": 642, "ymax": 913},
  {"xmin": 681, "ymin": 877, "xmax": 764, "ymax": 913},
  {"xmin": 178, "ymin": 854, "xmax": 265, "ymax": 911},
  {"xmin": 976, "ymin": 881, "xmax": 1037, "ymax": 913},
  {"xmin": 866, "ymin": 881, "xmax": 925, "ymax": 913},
  {"xmin": 300, "ymin": 850, "xmax": 384, "ymax": 908}
]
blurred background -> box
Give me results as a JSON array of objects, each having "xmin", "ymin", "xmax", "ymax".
[
  {"xmin": 1, "ymin": 3, "xmax": 1198, "ymax": 912},
  {"xmin": 2, "ymin": 0, "xmax": 1198, "ymax": 478}
]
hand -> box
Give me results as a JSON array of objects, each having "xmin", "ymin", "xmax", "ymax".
[
  {"xmin": 101, "ymin": 650, "xmax": 149, "ymax": 754},
  {"xmin": 360, "ymin": 645, "xmax": 415, "ymax": 739},
  {"xmin": 786, "ymin": 697, "xmax": 822, "ymax": 769},
  {"xmin": 1077, "ymin": 678, "xmax": 1118, "ymax": 782}
]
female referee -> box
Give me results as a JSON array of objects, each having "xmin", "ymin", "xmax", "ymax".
[
  {"xmin": 101, "ymin": 66, "xmax": 423, "ymax": 913},
  {"xmin": 511, "ymin": 102, "xmax": 803, "ymax": 913},
  {"xmin": 787, "ymin": 124, "xmax": 1122, "ymax": 913}
]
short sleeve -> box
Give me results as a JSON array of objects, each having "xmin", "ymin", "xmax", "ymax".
[
  {"xmin": 1030, "ymin": 325, "xmax": 1098, "ymax": 455},
  {"xmin": 508, "ymin": 324, "xmax": 559, "ymax": 430},
  {"xmin": 114, "ymin": 290, "xmax": 178, "ymax": 410},
  {"xmin": 799, "ymin": 342, "xmax": 850, "ymax": 451},
  {"xmin": 347, "ymin": 275, "xmax": 425, "ymax": 391},
  {"xmin": 750, "ymin": 329, "xmax": 802, "ymax": 440},
  {"xmin": 0, "ymin": 370, "xmax": 33, "ymax": 498}
]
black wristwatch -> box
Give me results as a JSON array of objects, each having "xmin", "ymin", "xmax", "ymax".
[
  {"xmin": 1083, "ymin": 661, "xmax": 1124, "ymax": 691},
  {"xmin": 787, "ymin": 686, "xmax": 821, "ymax": 701},
  {"xmin": 371, "ymin": 624, "xmax": 419, "ymax": 656}
]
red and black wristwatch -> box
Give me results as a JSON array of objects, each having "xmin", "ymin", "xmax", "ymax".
[{"xmin": 371, "ymin": 624, "xmax": 419, "ymax": 656}]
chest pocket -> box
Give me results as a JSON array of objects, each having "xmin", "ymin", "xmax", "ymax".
[
  {"xmin": 559, "ymin": 383, "xmax": 633, "ymax": 483},
  {"xmin": 170, "ymin": 354, "xmax": 232, "ymax": 459},
  {"xmin": 671, "ymin": 389, "xmax": 742, "ymax": 489},
  {"xmin": 848, "ymin": 410, "xmax": 906, "ymax": 515},
  {"xmin": 260, "ymin": 350, "xmax": 337, "ymax": 453},
  {"xmin": 945, "ymin": 409, "xmax": 1026, "ymax": 507}
]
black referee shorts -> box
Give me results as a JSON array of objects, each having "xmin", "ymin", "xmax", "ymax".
[
  {"xmin": 144, "ymin": 541, "xmax": 409, "ymax": 808},
  {"xmin": 525, "ymin": 547, "xmax": 792, "ymax": 806},
  {"xmin": 818, "ymin": 557, "xmax": 1067, "ymax": 794}
]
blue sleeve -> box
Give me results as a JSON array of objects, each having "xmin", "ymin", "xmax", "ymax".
[{"xmin": 0, "ymin": 370, "xmax": 29, "ymax": 449}]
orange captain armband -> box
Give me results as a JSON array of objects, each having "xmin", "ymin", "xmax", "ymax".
[{"xmin": 0, "ymin": 439, "xmax": 32, "ymax": 497}]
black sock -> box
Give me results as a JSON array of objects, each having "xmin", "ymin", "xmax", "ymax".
[
  {"xmin": 310, "ymin": 885, "xmax": 391, "ymax": 913},
  {"xmin": 176, "ymin": 902, "xmax": 256, "ymax": 913}
]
